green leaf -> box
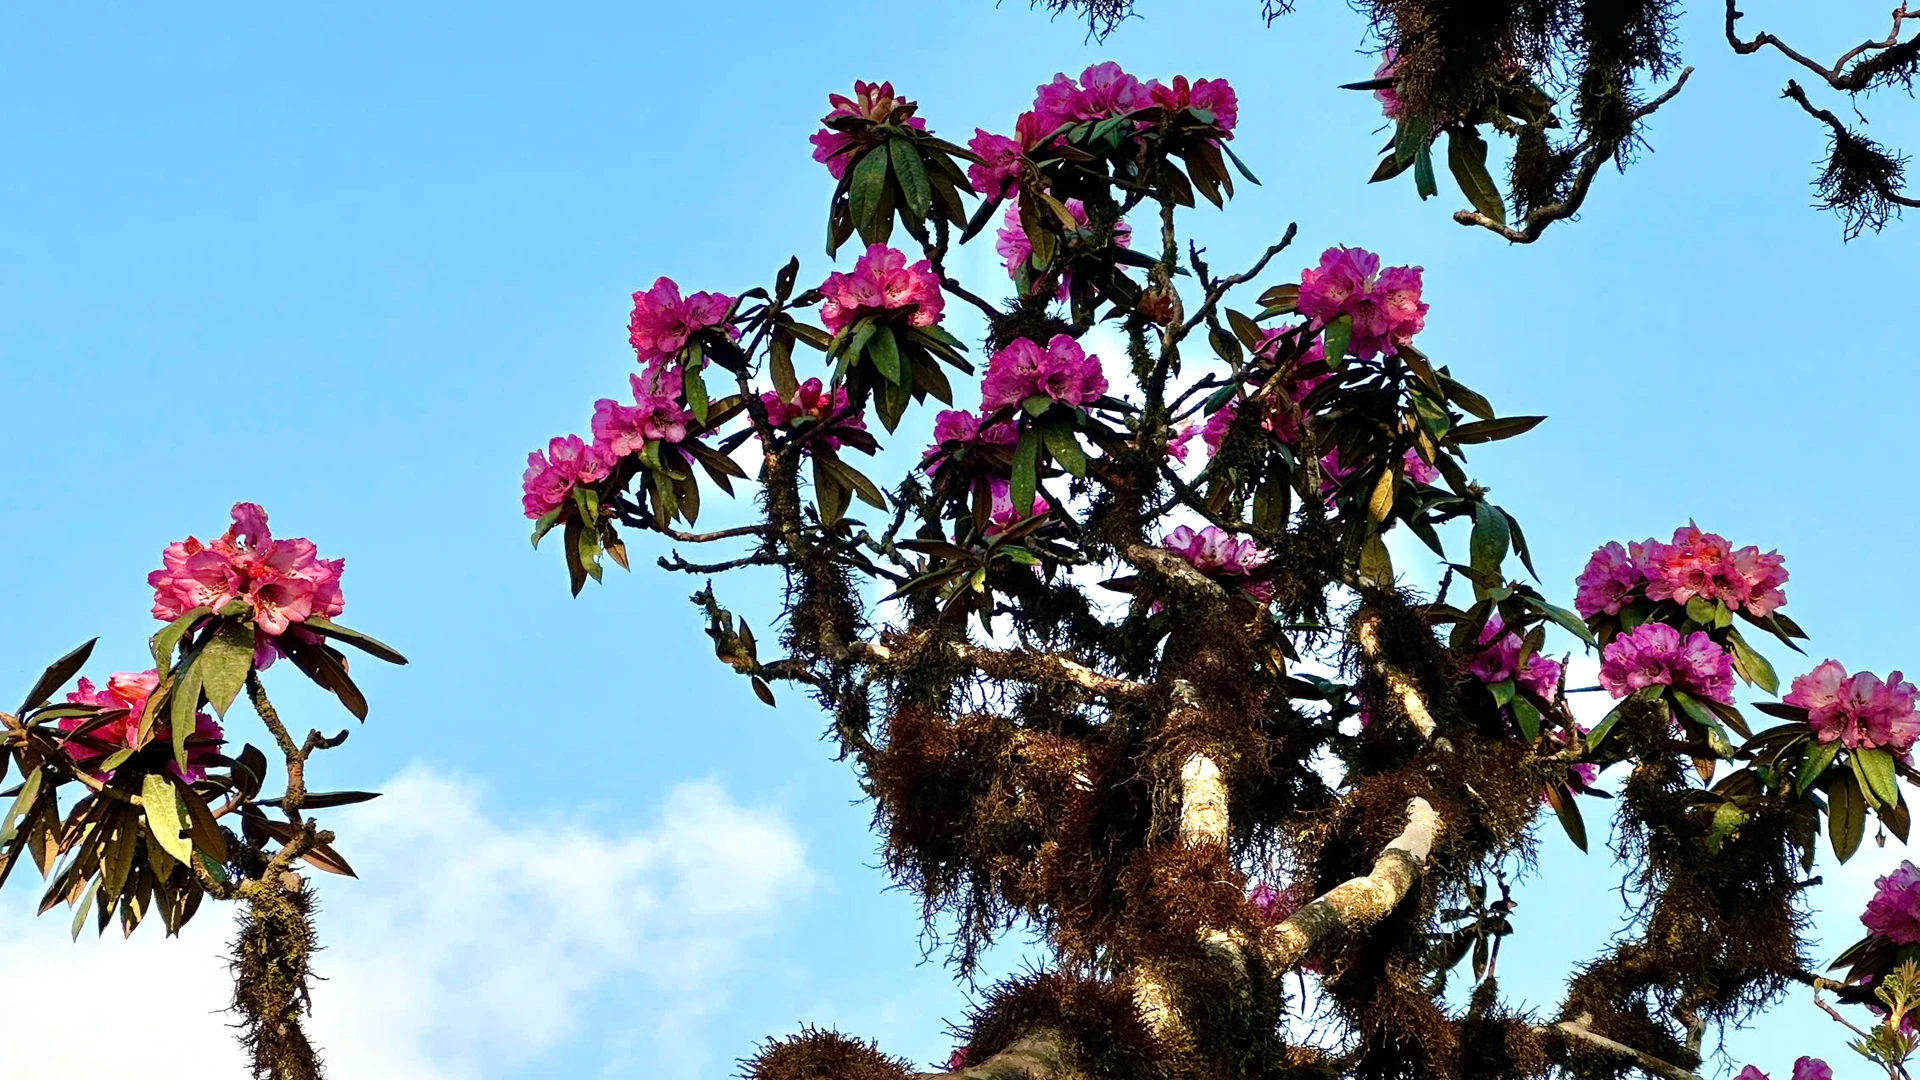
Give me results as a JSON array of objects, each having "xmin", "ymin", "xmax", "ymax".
[
  {"xmin": 1221, "ymin": 142, "xmax": 1261, "ymax": 184},
  {"xmin": 1684, "ymin": 595, "xmax": 1717, "ymax": 627},
  {"xmin": 1043, "ymin": 421, "xmax": 1087, "ymax": 478},
  {"xmin": 530, "ymin": 503, "xmax": 565, "ymax": 548},
  {"xmin": 19, "ymin": 638, "xmax": 97, "ymax": 715},
  {"xmin": 1470, "ymin": 502, "xmax": 1509, "ymax": 579},
  {"xmin": 198, "ymin": 618, "xmax": 255, "ymax": 718},
  {"xmin": 301, "ymin": 617, "xmax": 408, "ymax": 666},
  {"xmin": 1413, "ymin": 139, "xmax": 1437, "ymax": 200},
  {"xmin": 141, "ymin": 773, "xmax": 195, "ymax": 866},
  {"xmin": 849, "ymin": 148, "xmax": 891, "ymax": 240},
  {"xmin": 1519, "ymin": 593, "xmax": 1598, "ymax": 647},
  {"xmin": 1797, "ymin": 739, "xmax": 1840, "ymax": 795},
  {"xmin": 1, "ymin": 768, "xmax": 43, "ymax": 843},
  {"xmin": 684, "ymin": 365, "xmax": 710, "ymax": 424},
  {"xmin": 1854, "ymin": 747, "xmax": 1900, "ymax": 810},
  {"xmin": 1446, "ymin": 127, "xmax": 1506, "ymax": 225},
  {"xmin": 1510, "ymin": 695, "xmax": 1541, "ymax": 742},
  {"xmin": 1449, "ymin": 416, "xmax": 1546, "ymax": 445},
  {"xmin": 1706, "ymin": 801, "xmax": 1747, "ymax": 854},
  {"xmin": 1394, "ymin": 114, "xmax": 1432, "ymax": 168},
  {"xmin": 1544, "ymin": 783, "xmax": 1587, "ymax": 852},
  {"xmin": 1321, "ymin": 315, "xmax": 1352, "ymax": 367},
  {"xmin": 1727, "ymin": 629, "xmax": 1779, "ymax": 695},
  {"xmin": 1587, "ymin": 699, "xmax": 1628, "ymax": 752},
  {"xmin": 1010, "ymin": 428, "xmax": 1041, "ymax": 526},
  {"xmin": 171, "ymin": 662, "xmax": 205, "ymax": 772},
  {"xmin": 868, "ymin": 324, "xmax": 902, "ymax": 384},
  {"xmin": 151, "ymin": 607, "xmax": 210, "ymax": 673},
  {"xmin": 888, "ymin": 138, "xmax": 932, "ymax": 221},
  {"xmin": 1831, "ymin": 770, "xmax": 1867, "ymax": 862},
  {"xmin": 1488, "ymin": 679, "xmax": 1517, "ymax": 708},
  {"xmin": 1358, "ymin": 532, "xmax": 1394, "ymax": 588}
]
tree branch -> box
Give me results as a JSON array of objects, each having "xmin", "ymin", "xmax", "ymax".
[
  {"xmin": 848, "ymin": 637, "xmax": 1153, "ymax": 701},
  {"xmin": 1352, "ymin": 612, "xmax": 1438, "ymax": 739},
  {"xmin": 1546, "ymin": 1016, "xmax": 1702, "ymax": 1080},
  {"xmin": 1259, "ymin": 797, "xmax": 1440, "ymax": 970},
  {"xmin": 914, "ymin": 1030, "xmax": 1069, "ymax": 1079}
]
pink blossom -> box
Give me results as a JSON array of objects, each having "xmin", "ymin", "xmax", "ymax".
[
  {"xmin": 1791, "ymin": 1059, "xmax": 1832, "ymax": 1080},
  {"xmin": 1162, "ymin": 524, "xmax": 1275, "ymax": 602},
  {"xmin": 1248, "ymin": 880, "xmax": 1307, "ymax": 922},
  {"xmin": 1735, "ymin": 1068, "xmax": 1769, "ymax": 1080},
  {"xmin": 592, "ymin": 367, "xmax": 695, "ymax": 457},
  {"xmin": 980, "ymin": 334, "xmax": 1109, "ymax": 413},
  {"xmin": 1864, "ymin": 861, "xmax": 1920, "ymax": 944},
  {"xmin": 1032, "ymin": 62, "xmax": 1150, "ymax": 135},
  {"xmin": 809, "ymin": 80, "xmax": 926, "ymax": 179},
  {"xmin": 1469, "ymin": 616, "xmax": 1561, "ymax": 701},
  {"xmin": 149, "ymin": 503, "xmax": 347, "ymax": 640},
  {"xmin": 817, "ymin": 244, "xmax": 944, "ymax": 335},
  {"xmin": 1166, "ymin": 423, "xmax": 1197, "ymax": 463},
  {"xmin": 1319, "ymin": 446, "xmax": 1357, "ymax": 494},
  {"xmin": 922, "ymin": 409, "xmax": 1018, "ymax": 472},
  {"xmin": 995, "ymin": 197, "xmax": 1132, "ymax": 299},
  {"xmin": 522, "ymin": 435, "xmax": 612, "ymax": 520},
  {"xmin": 1373, "ymin": 50, "xmax": 1403, "ymax": 119},
  {"xmin": 1575, "ymin": 541, "xmax": 1646, "ymax": 619},
  {"xmin": 966, "ymin": 128, "xmax": 1024, "ymax": 199},
  {"xmin": 1296, "ymin": 246, "xmax": 1427, "ymax": 359},
  {"xmin": 1639, "ymin": 525, "xmax": 1790, "ymax": 617},
  {"xmin": 1148, "ymin": 75, "xmax": 1239, "ymax": 137},
  {"xmin": 626, "ymin": 277, "xmax": 735, "ymax": 367},
  {"xmin": 984, "ymin": 477, "xmax": 1051, "ymax": 535},
  {"xmin": 1201, "ymin": 399, "xmax": 1241, "ymax": 458},
  {"xmin": 1597, "ymin": 623, "xmax": 1735, "ymax": 704},
  {"xmin": 759, "ymin": 378, "xmax": 866, "ymax": 449},
  {"xmin": 1402, "ymin": 447, "xmax": 1440, "ymax": 485},
  {"xmin": 1786, "ymin": 661, "xmax": 1920, "ymax": 753},
  {"xmin": 60, "ymin": 670, "xmax": 224, "ymax": 783}
]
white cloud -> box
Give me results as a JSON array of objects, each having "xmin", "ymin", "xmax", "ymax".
[{"xmin": 0, "ymin": 769, "xmax": 811, "ymax": 1079}]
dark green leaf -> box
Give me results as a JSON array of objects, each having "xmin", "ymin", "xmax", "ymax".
[
  {"xmin": 1450, "ymin": 416, "xmax": 1546, "ymax": 445},
  {"xmin": 1043, "ymin": 421, "xmax": 1087, "ymax": 478},
  {"xmin": 888, "ymin": 138, "xmax": 932, "ymax": 220},
  {"xmin": 151, "ymin": 607, "xmax": 211, "ymax": 673},
  {"xmin": 1470, "ymin": 502, "xmax": 1509, "ymax": 579},
  {"xmin": 1446, "ymin": 127, "xmax": 1506, "ymax": 225},
  {"xmin": 199, "ymin": 619, "xmax": 255, "ymax": 717},
  {"xmin": 19, "ymin": 639, "xmax": 97, "ymax": 715},
  {"xmin": 1798, "ymin": 739, "xmax": 1840, "ymax": 795},
  {"xmin": 301, "ymin": 617, "xmax": 408, "ymax": 666},
  {"xmin": 1413, "ymin": 139, "xmax": 1437, "ymax": 200},
  {"xmin": 1727, "ymin": 629, "xmax": 1779, "ymax": 695},
  {"xmin": 1544, "ymin": 783, "xmax": 1587, "ymax": 852},
  {"xmin": 868, "ymin": 325, "xmax": 902, "ymax": 384},
  {"xmin": 1010, "ymin": 428, "xmax": 1041, "ymax": 525},
  {"xmin": 1831, "ymin": 770, "xmax": 1867, "ymax": 862},
  {"xmin": 849, "ymin": 148, "xmax": 890, "ymax": 240},
  {"xmin": 1511, "ymin": 696, "xmax": 1541, "ymax": 741}
]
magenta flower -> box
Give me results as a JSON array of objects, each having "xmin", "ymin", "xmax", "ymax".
[
  {"xmin": 1864, "ymin": 861, "xmax": 1920, "ymax": 944},
  {"xmin": 994, "ymin": 197, "xmax": 1132, "ymax": 299},
  {"xmin": 1162, "ymin": 524, "xmax": 1275, "ymax": 602},
  {"xmin": 1786, "ymin": 661, "xmax": 1920, "ymax": 753},
  {"xmin": 817, "ymin": 243, "xmax": 945, "ymax": 336},
  {"xmin": 984, "ymin": 477, "xmax": 1052, "ymax": 535},
  {"xmin": 1032, "ymin": 62, "xmax": 1150, "ymax": 135},
  {"xmin": 1166, "ymin": 423, "xmax": 1197, "ymax": 463},
  {"xmin": 522, "ymin": 434, "xmax": 613, "ymax": 520},
  {"xmin": 1201, "ymin": 399, "xmax": 1241, "ymax": 458},
  {"xmin": 1791, "ymin": 1059, "xmax": 1832, "ymax": 1080},
  {"xmin": 592, "ymin": 367, "xmax": 696, "ymax": 458},
  {"xmin": 1373, "ymin": 50, "xmax": 1404, "ymax": 119},
  {"xmin": 60, "ymin": 670, "xmax": 224, "ymax": 783},
  {"xmin": 966, "ymin": 128, "xmax": 1024, "ymax": 200},
  {"xmin": 809, "ymin": 80, "xmax": 927, "ymax": 179},
  {"xmin": 1296, "ymin": 246, "xmax": 1428, "ymax": 359},
  {"xmin": 1148, "ymin": 75, "xmax": 1239, "ymax": 137},
  {"xmin": 627, "ymin": 277, "xmax": 735, "ymax": 367},
  {"xmin": 1735, "ymin": 1068, "xmax": 1768, "ymax": 1080},
  {"xmin": 1248, "ymin": 880, "xmax": 1307, "ymax": 922},
  {"xmin": 922, "ymin": 409, "xmax": 1019, "ymax": 473},
  {"xmin": 1597, "ymin": 623, "xmax": 1735, "ymax": 704},
  {"xmin": 149, "ymin": 503, "xmax": 347, "ymax": 640},
  {"xmin": 1638, "ymin": 525, "xmax": 1790, "ymax": 617},
  {"xmin": 760, "ymin": 378, "xmax": 867, "ymax": 450},
  {"xmin": 980, "ymin": 334, "xmax": 1109, "ymax": 413},
  {"xmin": 1469, "ymin": 616, "xmax": 1561, "ymax": 701},
  {"xmin": 1402, "ymin": 447, "xmax": 1440, "ymax": 486},
  {"xmin": 1575, "ymin": 541, "xmax": 1647, "ymax": 619}
]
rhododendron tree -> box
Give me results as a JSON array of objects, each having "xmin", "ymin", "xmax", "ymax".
[
  {"xmin": 511, "ymin": 61, "xmax": 1920, "ymax": 1080},
  {"xmin": 1, "ymin": 502, "xmax": 404, "ymax": 1078}
]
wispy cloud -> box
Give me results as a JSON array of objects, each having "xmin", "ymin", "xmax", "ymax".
[{"xmin": 0, "ymin": 770, "xmax": 810, "ymax": 1079}]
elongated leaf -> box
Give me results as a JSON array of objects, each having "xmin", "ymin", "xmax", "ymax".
[
  {"xmin": 301, "ymin": 617, "xmax": 408, "ymax": 665},
  {"xmin": 1367, "ymin": 465, "xmax": 1396, "ymax": 522},
  {"xmin": 178, "ymin": 783, "xmax": 229, "ymax": 863},
  {"xmin": 1831, "ymin": 770, "xmax": 1867, "ymax": 862},
  {"xmin": 19, "ymin": 639, "xmax": 97, "ymax": 715},
  {"xmin": 1798, "ymin": 739, "xmax": 1841, "ymax": 795},
  {"xmin": 868, "ymin": 325, "xmax": 902, "ymax": 384},
  {"xmin": 1726, "ymin": 629, "xmax": 1779, "ymax": 695},
  {"xmin": 1587, "ymin": 699, "xmax": 1627, "ymax": 752},
  {"xmin": 199, "ymin": 618, "xmax": 255, "ymax": 717},
  {"xmin": 1358, "ymin": 533, "xmax": 1394, "ymax": 588},
  {"xmin": 1321, "ymin": 315, "xmax": 1352, "ymax": 367},
  {"xmin": 849, "ymin": 148, "xmax": 890, "ymax": 240},
  {"xmin": 1511, "ymin": 695, "xmax": 1541, "ymax": 742},
  {"xmin": 141, "ymin": 773, "xmax": 195, "ymax": 866},
  {"xmin": 1470, "ymin": 502, "xmax": 1509, "ymax": 579},
  {"xmin": 1450, "ymin": 416, "xmax": 1546, "ymax": 445},
  {"xmin": 1854, "ymin": 747, "xmax": 1900, "ymax": 810},
  {"xmin": 1043, "ymin": 421, "xmax": 1087, "ymax": 478},
  {"xmin": 1010, "ymin": 428, "xmax": 1040, "ymax": 526},
  {"xmin": 1544, "ymin": 783, "xmax": 1588, "ymax": 852},
  {"xmin": 171, "ymin": 663, "xmax": 205, "ymax": 771},
  {"xmin": 151, "ymin": 606, "xmax": 210, "ymax": 673},
  {"xmin": 1413, "ymin": 139, "xmax": 1437, "ymax": 199},
  {"xmin": 1, "ymin": 769, "xmax": 43, "ymax": 843},
  {"xmin": 1446, "ymin": 127, "xmax": 1506, "ymax": 225},
  {"xmin": 888, "ymin": 138, "xmax": 932, "ymax": 220}
]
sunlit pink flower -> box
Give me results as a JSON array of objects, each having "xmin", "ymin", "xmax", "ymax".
[
  {"xmin": 922, "ymin": 410, "xmax": 1018, "ymax": 473},
  {"xmin": 1791, "ymin": 1059, "xmax": 1832, "ymax": 1080},
  {"xmin": 1201, "ymin": 399, "xmax": 1241, "ymax": 458},
  {"xmin": 1638, "ymin": 525, "xmax": 1790, "ymax": 617},
  {"xmin": 760, "ymin": 378, "xmax": 866, "ymax": 450},
  {"xmin": 1373, "ymin": 50, "xmax": 1403, "ymax": 119},
  {"xmin": 627, "ymin": 277, "xmax": 735, "ymax": 366},
  {"xmin": 980, "ymin": 334, "xmax": 1109, "ymax": 413},
  {"xmin": 150, "ymin": 504, "xmax": 346, "ymax": 640},
  {"xmin": 1296, "ymin": 246, "xmax": 1427, "ymax": 359},
  {"xmin": 1166, "ymin": 423, "xmax": 1198, "ymax": 463},
  {"xmin": 1162, "ymin": 524, "xmax": 1275, "ymax": 602},
  {"xmin": 984, "ymin": 477, "xmax": 1051, "ymax": 535},
  {"xmin": 1597, "ymin": 623, "xmax": 1734, "ymax": 704},
  {"xmin": 593, "ymin": 367, "xmax": 695, "ymax": 457},
  {"xmin": 809, "ymin": 80, "xmax": 927, "ymax": 179},
  {"xmin": 1402, "ymin": 447, "xmax": 1440, "ymax": 485},
  {"xmin": 59, "ymin": 670, "xmax": 224, "ymax": 783},
  {"xmin": 1032, "ymin": 62, "xmax": 1150, "ymax": 135},
  {"xmin": 1298, "ymin": 246, "xmax": 1379, "ymax": 325},
  {"xmin": 1787, "ymin": 661, "xmax": 1920, "ymax": 753},
  {"xmin": 966, "ymin": 128, "xmax": 1024, "ymax": 199},
  {"xmin": 818, "ymin": 244, "xmax": 944, "ymax": 335},
  {"xmin": 522, "ymin": 435, "xmax": 612, "ymax": 520},
  {"xmin": 995, "ymin": 197, "xmax": 1132, "ymax": 299},
  {"xmin": 1148, "ymin": 75, "xmax": 1239, "ymax": 137},
  {"xmin": 1734, "ymin": 1067, "xmax": 1768, "ymax": 1080},
  {"xmin": 1575, "ymin": 541, "xmax": 1645, "ymax": 619},
  {"xmin": 1864, "ymin": 862, "xmax": 1920, "ymax": 944}
]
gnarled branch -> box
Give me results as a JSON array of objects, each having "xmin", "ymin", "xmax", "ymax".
[{"xmin": 1259, "ymin": 797, "xmax": 1440, "ymax": 970}]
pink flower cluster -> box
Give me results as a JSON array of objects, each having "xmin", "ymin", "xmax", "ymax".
[
  {"xmin": 980, "ymin": 334, "xmax": 1109, "ymax": 413},
  {"xmin": 1864, "ymin": 861, "xmax": 1920, "ymax": 944},
  {"xmin": 627, "ymin": 277, "xmax": 734, "ymax": 367},
  {"xmin": 985, "ymin": 478, "xmax": 1052, "ymax": 535},
  {"xmin": 1316, "ymin": 446, "xmax": 1440, "ymax": 495},
  {"xmin": 1735, "ymin": 1060, "xmax": 1831, "ymax": 1080},
  {"xmin": 1470, "ymin": 615, "xmax": 1563, "ymax": 701},
  {"xmin": 1597, "ymin": 623, "xmax": 1735, "ymax": 704},
  {"xmin": 818, "ymin": 244, "xmax": 945, "ymax": 336},
  {"xmin": 1162, "ymin": 524, "xmax": 1275, "ymax": 603},
  {"xmin": 922, "ymin": 409, "xmax": 1019, "ymax": 472},
  {"xmin": 1030, "ymin": 63, "xmax": 1239, "ymax": 140},
  {"xmin": 759, "ymin": 378, "xmax": 867, "ymax": 449},
  {"xmin": 995, "ymin": 197, "xmax": 1132, "ymax": 299},
  {"xmin": 1150, "ymin": 75, "xmax": 1239, "ymax": 136},
  {"xmin": 1574, "ymin": 528, "xmax": 1789, "ymax": 620},
  {"xmin": 809, "ymin": 80, "xmax": 926, "ymax": 180},
  {"xmin": 592, "ymin": 367, "xmax": 696, "ymax": 457},
  {"xmin": 966, "ymin": 123, "xmax": 1036, "ymax": 201},
  {"xmin": 1296, "ymin": 246, "xmax": 1428, "ymax": 360},
  {"xmin": 522, "ymin": 435, "xmax": 613, "ymax": 520},
  {"xmin": 1248, "ymin": 880, "xmax": 1307, "ymax": 923},
  {"xmin": 1785, "ymin": 661, "xmax": 1920, "ymax": 753},
  {"xmin": 60, "ymin": 671, "xmax": 224, "ymax": 783},
  {"xmin": 149, "ymin": 503, "xmax": 346, "ymax": 639}
]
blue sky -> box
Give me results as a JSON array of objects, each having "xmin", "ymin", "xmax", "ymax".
[{"xmin": 2, "ymin": 1, "xmax": 1915, "ymax": 1076}]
